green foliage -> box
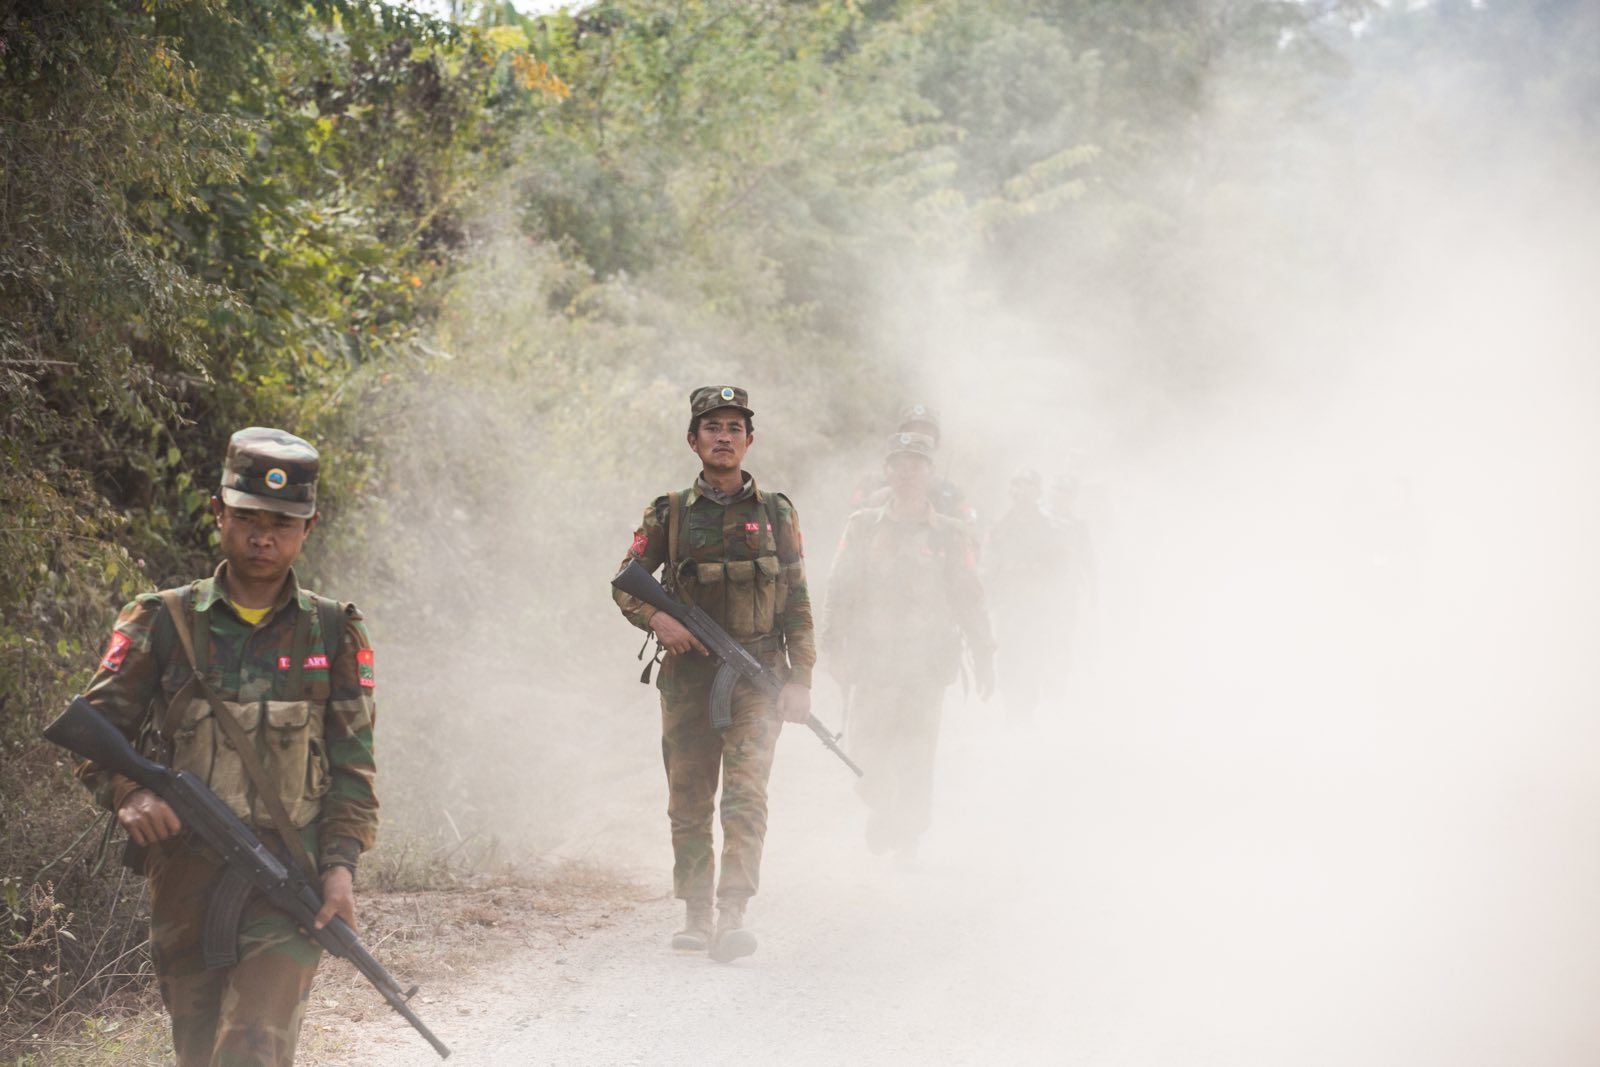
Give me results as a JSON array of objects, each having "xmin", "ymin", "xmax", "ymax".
[{"xmin": 0, "ymin": 0, "xmax": 553, "ymax": 1045}]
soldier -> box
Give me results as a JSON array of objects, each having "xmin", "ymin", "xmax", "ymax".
[
  {"xmin": 613, "ymin": 386, "xmax": 815, "ymax": 963},
  {"xmin": 983, "ymin": 470, "xmax": 1076, "ymax": 724},
  {"xmin": 824, "ymin": 432, "xmax": 995, "ymax": 859},
  {"xmin": 851, "ymin": 404, "xmax": 976, "ymax": 525},
  {"xmin": 75, "ymin": 428, "xmax": 378, "ymax": 1066}
]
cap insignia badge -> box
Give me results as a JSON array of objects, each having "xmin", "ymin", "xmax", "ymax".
[
  {"xmin": 264, "ymin": 468, "xmax": 288, "ymax": 490},
  {"xmin": 720, "ymin": 387, "xmax": 735, "ymax": 401},
  {"xmin": 899, "ymin": 433, "xmax": 912, "ymax": 444}
]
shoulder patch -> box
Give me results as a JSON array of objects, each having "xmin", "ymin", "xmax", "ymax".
[{"xmin": 100, "ymin": 631, "xmax": 133, "ymax": 673}]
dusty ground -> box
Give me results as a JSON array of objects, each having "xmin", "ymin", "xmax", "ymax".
[
  {"xmin": 308, "ymin": 706, "xmax": 1100, "ymax": 1067},
  {"xmin": 303, "ymin": 657, "xmax": 1600, "ymax": 1067},
  {"xmin": 298, "ymin": 869, "xmax": 658, "ymax": 1065},
  {"xmin": 26, "ymin": 649, "xmax": 1600, "ymax": 1066}
]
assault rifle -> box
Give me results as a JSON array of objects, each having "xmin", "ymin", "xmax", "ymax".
[
  {"xmin": 612, "ymin": 559, "xmax": 864, "ymax": 777},
  {"xmin": 44, "ymin": 697, "xmax": 451, "ymax": 1060}
]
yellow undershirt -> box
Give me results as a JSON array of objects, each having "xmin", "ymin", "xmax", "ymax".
[{"xmin": 231, "ymin": 601, "xmax": 270, "ymax": 627}]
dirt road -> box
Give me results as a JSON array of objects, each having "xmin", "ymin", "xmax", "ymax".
[
  {"xmin": 328, "ymin": 656, "xmax": 1600, "ymax": 1067},
  {"xmin": 333, "ymin": 697, "xmax": 1107, "ymax": 1066}
]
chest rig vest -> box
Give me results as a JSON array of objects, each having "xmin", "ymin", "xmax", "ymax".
[
  {"xmin": 664, "ymin": 488, "xmax": 800, "ymax": 651},
  {"xmin": 154, "ymin": 586, "xmax": 344, "ymax": 840}
]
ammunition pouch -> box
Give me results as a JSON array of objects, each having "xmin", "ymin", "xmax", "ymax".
[{"xmin": 170, "ymin": 697, "xmax": 329, "ymax": 830}]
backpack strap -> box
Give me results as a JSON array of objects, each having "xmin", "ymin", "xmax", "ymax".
[
  {"xmin": 668, "ymin": 490, "xmax": 684, "ymax": 567},
  {"xmin": 156, "ymin": 588, "xmax": 320, "ymax": 882},
  {"xmin": 314, "ymin": 595, "xmax": 344, "ymax": 691},
  {"xmin": 665, "ymin": 489, "xmax": 686, "ymax": 592},
  {"xmin": 190, "ymin": 584, "xmax": 210, "ymax": 680},
  {"xmin": 156, "ymin": 587, "xmax": 200, "ymax": 739},
  {"xmin": 282, "ymin": 605, "xmax": 312, "ymax": 702},
  {"xmin": 763, "ymin": 492, "xmax": 787, "ymax": 561}
]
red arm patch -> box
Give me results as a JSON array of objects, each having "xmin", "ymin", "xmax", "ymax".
[
  {"xmin": 356, "ymin": 647, "xmax": 375, "ymax": 688},
  {"xmin": 630, "ymin": 530, "xmax": 649, "ymax": 557},
  {"xmin": 100, "ymin": 631, "xmax": 132, "ymax": 673}
]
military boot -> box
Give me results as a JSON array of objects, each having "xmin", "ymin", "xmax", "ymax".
[
  {"xmin": 671, "ymin": 900, "xmax": 713, "ymax": 952},
  {"xmin": 709, "ymin": 899, "xmax": 757, "ymax": 963}
]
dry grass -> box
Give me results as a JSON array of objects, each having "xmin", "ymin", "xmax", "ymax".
[
  {"xmin": 2, "ymin": 858, "xmax": 648, "ymax": 1067},
  {"xmin": 1, "ymin": 752, "xmax": 157, "ymax": 1067},
  {"xmin": 298, "ymin": 862, "xmax": 651, "ymax": 1064}
]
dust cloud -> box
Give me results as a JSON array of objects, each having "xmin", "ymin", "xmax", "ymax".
[{"xmin": 350, "ymin": 7, "xmax": 1600, "ymax": 1064}]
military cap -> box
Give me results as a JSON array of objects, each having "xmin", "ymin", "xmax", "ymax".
[
  {"xmin": 690, "ymin": 385, "xmax": 754, "ymax": 420},
  {"xmin": 219, "ymin": 427, "xmax": 319, "ymax": 518},
  {"xmin": 895, "ymin": 403, "xmax": 941, "ymax": 442},
  {"xmin": 885, "ymin": 431, "xmax": 937, "ymax": 461}
]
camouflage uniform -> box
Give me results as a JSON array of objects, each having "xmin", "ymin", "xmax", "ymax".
[
  {"xmin": 613, "ymin": 392, "xmax": 814, "ymax": 910},
  {"xmin": 76, "ymin": 429, "xmax": 377, "ymax": 1067},
  {"xmin": 824, "ymin": 434, "xmax": 993, "ymax": 853}
]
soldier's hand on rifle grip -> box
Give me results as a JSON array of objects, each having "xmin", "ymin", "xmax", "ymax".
[
  {"xmin": 118, "ymin": 788, "xmax": 183, "ymax": 847},
  {"xmin": 315, "ymin": 866, "xmax": 357, "ymax": 931},
  {"xmin": 649, "ymin": 611, "xmax": 709, "ymax": 656},
  {"xmin": 777, "ymin": 683, "xmax": 811, "ymax": 724}
]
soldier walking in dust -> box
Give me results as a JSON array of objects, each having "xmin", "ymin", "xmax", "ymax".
[
  {"xmin": 824, "ymin": 432, "xmax": 995, "ymax": 859},
  {"xmin": 613, "ymin": 386, "xmax": 815, "ymax": 962},
  {"xmin": 983, "ymin": 470, "xmax": 1081, "ymax": 724},
  {"xmin": 851, "ymin": 404, "xmax": 976, "ymax": 525},
  {"xmin": 73, "ymin": 429, "xmax": 378, "ymax": 1066}
]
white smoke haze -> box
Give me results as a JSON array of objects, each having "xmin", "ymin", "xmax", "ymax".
[{"xmin": 351, "ymin": 7, "xmax": 1600, "ymax": 1064}]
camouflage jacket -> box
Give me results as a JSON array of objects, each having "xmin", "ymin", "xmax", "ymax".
[
  {"xmin": 822, "ymin": 501, "xmax": 995, "ymax": 686},
  {"xmin": 614, "ymin": 474, "xmax": 816, "ymax": 688},
  {"xmin": 78, "ymin": 563, "xmax": 378, "ymax": 872}
]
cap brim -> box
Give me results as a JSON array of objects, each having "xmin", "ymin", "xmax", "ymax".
[
  {"xmin": 700, "ymin": 404, "xmax": 754, "ymax": 419},
  {"xmin": 220, "ymin": 486, "xmax": 316, "ymax": 519}
]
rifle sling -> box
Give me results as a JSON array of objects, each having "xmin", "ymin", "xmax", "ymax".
[{"xmin": 156, "ymin": 588, "xmax": 321, "ymax": 884}]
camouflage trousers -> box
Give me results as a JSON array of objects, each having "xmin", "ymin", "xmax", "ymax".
[
  {"xmin": 658, "ymin": 655, "xmax": 782, "ymax": 904},
  {"xmin": 850, "ymin": 681, "xmax": 946, "ymax": 853},
  {"xmin": 147, "ymin": 835, "xmax": 322, "ymax": 1067}
]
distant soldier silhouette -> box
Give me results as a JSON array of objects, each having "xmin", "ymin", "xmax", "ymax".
[
  {"xmin": 850, "ymin": 404, "xmax": 976, "ymax": 526},
  {"xmin": 983, "ymin": 470, "xmax": 1081, "ymax": 723},
  {"xmin": 824, "ymin": 432, "xmax": 994, "ymax": 860}
]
